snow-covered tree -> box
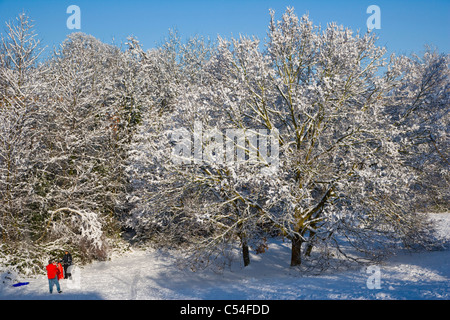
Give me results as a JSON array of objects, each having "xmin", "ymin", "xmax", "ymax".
[
  {"xmin": 192, "ymin": 8, "xmax": 438, "ymax": 267},
  {"xmin": 33, "ymin": 32, "xmax": 146, "ymax": 260},
  {"xmin": 125, "ymin": 8, "xmax": 443, "ymax": 269},
  {"xmin": 0, "ymin": 13, "xmax": 45, "ymax": 244},
  {"xmin": 386, "ymin": 49, "xmax": 449, "ymax": 212}
]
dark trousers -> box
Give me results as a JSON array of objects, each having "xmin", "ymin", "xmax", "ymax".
[{"xmin": 63, "ymin": 264, "xmax": 72, "ymax": 279}]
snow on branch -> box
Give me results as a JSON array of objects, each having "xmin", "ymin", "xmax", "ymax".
[{"xmin": 43, "ymin": 207, "xmax": 104, "ymax": 250}]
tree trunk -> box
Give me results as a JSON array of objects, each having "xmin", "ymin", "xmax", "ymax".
[
  {"xmin": 290, "ymin": 235, "xmax": 303, "ymax": 266},
  {"xmin": 242, "ymin": 238, "xmax": 250, "ymax": 267},
  {"xmin": 305, "ymin": 229, "xmax": 316, "ymax": 257}
]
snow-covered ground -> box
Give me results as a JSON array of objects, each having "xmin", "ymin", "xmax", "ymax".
[{"xmin": 1, "ymin": 214, "xmax": 449, "ymax": 300}]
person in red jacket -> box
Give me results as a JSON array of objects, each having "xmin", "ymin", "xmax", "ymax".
[
  {"xmin": 46, "ymin": 260, "xmax": 62, "ymax": 294},
  {"xmin": 56, "ymin": 262, "xmax": 64, "ymax": 280}
]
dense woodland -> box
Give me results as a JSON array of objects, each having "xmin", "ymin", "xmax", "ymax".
[{"xmin": 0, "ymin": 9, "xmax": 448, "ymax": 275}]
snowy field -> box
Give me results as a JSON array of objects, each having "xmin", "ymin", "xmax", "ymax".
[{"xmin": 1, "ymin": 213, "xmax": 449, "ymax": 301}]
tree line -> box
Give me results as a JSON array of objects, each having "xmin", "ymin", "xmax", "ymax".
[{"xmin": 0, "ymin": 8, "xmax": 448, "ymax": 275}]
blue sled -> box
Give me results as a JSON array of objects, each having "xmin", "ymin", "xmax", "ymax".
[{"xmin": 12, "ymin": 282, "xmax": 29, "ymax": 287}]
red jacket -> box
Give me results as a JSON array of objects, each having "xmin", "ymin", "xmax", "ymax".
[
  {"xmin": 57, "ymin": 263, "xmax": 64, "ymax": 280},
  {"xmin": 46, "ymin": 264, "xmax": 59, "ymax": 279}
]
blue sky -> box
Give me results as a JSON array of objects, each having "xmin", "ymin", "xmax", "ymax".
[{"xmin": 0, "ymin": 0, "xmax": 449, "ymax": 58}]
